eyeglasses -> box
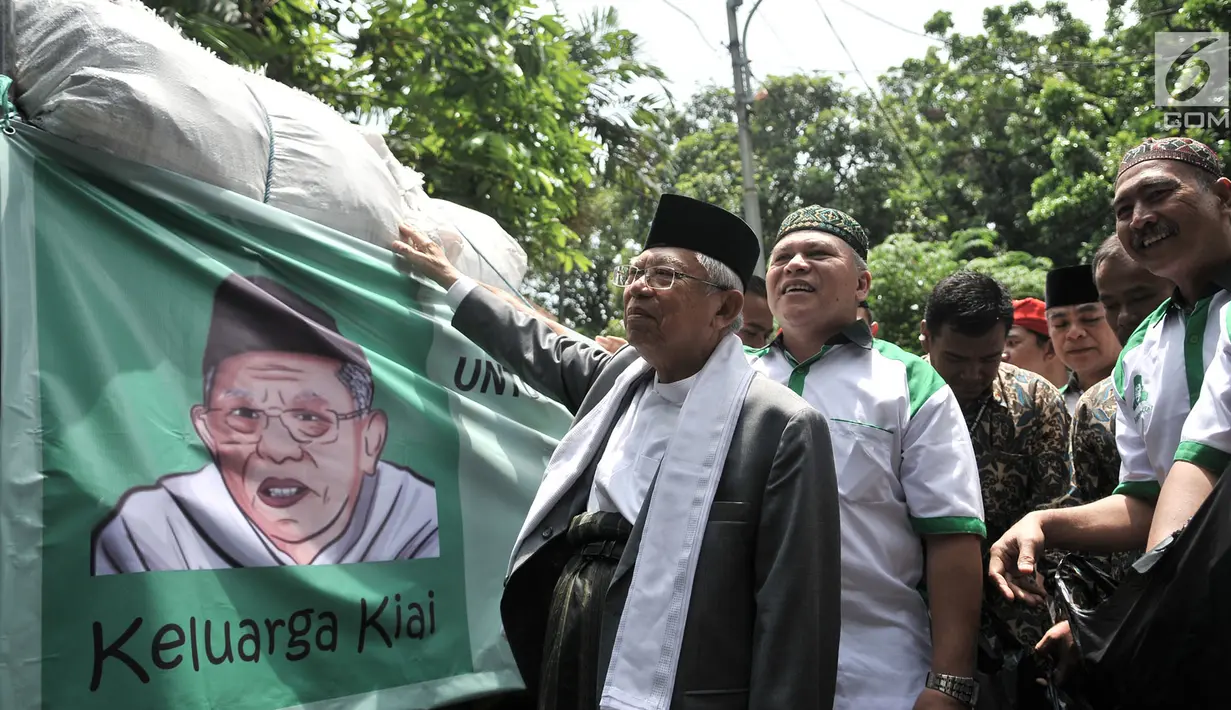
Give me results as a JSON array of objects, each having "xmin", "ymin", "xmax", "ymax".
[
  {"xmin": 205, "ymin": 406, "xmax": 368, "ymax": 445},
  {"xmin": 610, "ymin": 265, "xmax": 724, "ymax": 290}
]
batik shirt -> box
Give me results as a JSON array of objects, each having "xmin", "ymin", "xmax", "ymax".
[
  {"xmin": 963, "ymin": 362, "xmax": 1072, "ymax": 543},
  {"xmin": 961, "ymin": 362, "xmax": 1071, "ymax": 648},
  {"xmin": 1069, "ymin": 377, "xmax": 1121, "ymax": 504},
  {"xmin": 1054, "ymin": 377, "xmax": 1138, "ymax": 601}
]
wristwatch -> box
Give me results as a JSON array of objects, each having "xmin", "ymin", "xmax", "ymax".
[{"xmin": 925, "ymin": 672, "xmax": 979, "ymax": 708}]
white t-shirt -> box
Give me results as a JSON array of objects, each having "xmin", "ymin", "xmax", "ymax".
[
  {"xmin": 747, "ymin": 326, "xmax": 985, "ymax": 710},
  {"xmin": 1112, "ymin": 291, "xmax": 1231, "ymax": 500},
  {"xmin": 587, "ymin": 374, "xmax": 695, "ymax": 521}
]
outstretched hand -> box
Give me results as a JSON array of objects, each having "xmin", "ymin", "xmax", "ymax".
[
  {"xmin": 987, "ymin": 512, "xmax": 1049, "ymax": 606},
  {"xmin": 595, "ymin": 335, "xmax": 628, "ymax": 354},
  {"xmin": 393, "ymin": 223, "xmax": 461, "ymax": 288}
]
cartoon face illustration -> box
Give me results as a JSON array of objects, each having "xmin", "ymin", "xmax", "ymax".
[
  {"xmin": 91, "ymin": 274, "xmax": 439, "ymax": 575},
  {"xmin": 192, "ymin": 350, "xmax": 389, "ymax": 555}
]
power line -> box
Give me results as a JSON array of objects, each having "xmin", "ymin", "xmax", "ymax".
[
  {"xmin": 810, "ymin": 0, "xmax": 953, "ymax": 225},
  {"xmin": 662, "ymin": 0, "xmax": 725, "ymax": 55},
  {"xmin": 744, "ymin": 1, "xmax": 841, "ymax": 86},
  {"xmin": 837, "ymin": 0, "xmax": 945, "ymax": 44},
  {"xmin": 754, "ymin": 9, "xmax": 797, "ymax": 67},
  {"xmin": 918, "ymin": 52, "xmax": 1155, "ymax": 79}
]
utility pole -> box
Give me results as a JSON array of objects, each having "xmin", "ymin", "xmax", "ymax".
[{"xmin": 725, "ymin": 0, "xmax": 765, "ymax": 276}]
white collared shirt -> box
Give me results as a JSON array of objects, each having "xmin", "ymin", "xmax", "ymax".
[
  {"xmin": 1112, "ymin": 291, "xmax": 1231, "ymax": 500},
  {"xmin": 1171, "ymin": 295, "xmax": 1231, "ymax": 475},
  {"xmin": 1060, "ymin": 372, "xmax": 1083, "ymax": 415},
  {"xmin": 748, "ymin": 331, "xmax": 984, "ymax": 710}
]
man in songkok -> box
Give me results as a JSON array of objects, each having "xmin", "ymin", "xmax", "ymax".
[
  {"xmin": 395, "ymin": 194, "xmax": 842, "ymax": 710},
  {"xmin": 991, "ymin": 136, "xmax": 1231, "ymax": 646},
  {"xmin": 1044, "ymin": 265, "xmax": 1121, "ymax": 414},
  {"xmin": 1003, "ymin": 297, "xmax": 1068, "ymax": 389},
  {"xmin": 747, "ymin": 205, "xmax": 985, "ymax": 710},
  {"xmin": 1066, "ymin": 236, "xmax": 1173, "ymax": 508},
  {"xmin": 92, "ymin": 275, "xmax": 440, "ymax": 574}
]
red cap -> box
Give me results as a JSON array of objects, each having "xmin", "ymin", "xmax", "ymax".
[{"xmin": 1013, "ymin": 298, "xmax": 1049, "ymax": 337}]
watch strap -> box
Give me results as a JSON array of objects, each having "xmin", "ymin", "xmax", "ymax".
[{"xmin": 925, "ymin": 671, "xmax": 979, "ymax": 707}]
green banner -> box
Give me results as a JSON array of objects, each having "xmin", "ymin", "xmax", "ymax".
[{"xmin": 0, "ymin": 123, "xmax": 571, "ymax": 709}]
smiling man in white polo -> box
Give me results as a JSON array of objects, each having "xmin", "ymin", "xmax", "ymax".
[
  {"xmin": 747, "ymin": 205, "xmax": 986, "ymax": 710},
  {"xmin": 992, "ymin": 136, "xmax": 1231, "ymax": 618}
]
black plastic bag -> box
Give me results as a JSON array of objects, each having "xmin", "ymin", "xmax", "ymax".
[
  {"xmin": 1049, "ymin": 553, "xmax": 1122, "ymax": 616},
  {"xmin": 976, "ymin": 599, "xmax": 1090, "ymax": 710},
  {"xmin": 1061, "ymin": 472, "xmax": 1231, "ymax": 709}
]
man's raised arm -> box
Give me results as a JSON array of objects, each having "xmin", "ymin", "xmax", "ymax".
[{"xmin": 395, "ymin": 224, "xmax": 612, "ymax": 414}]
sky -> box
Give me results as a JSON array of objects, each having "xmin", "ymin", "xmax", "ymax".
[{"xmin": 553, "ymin": 0, "xmax": 1113, "ymax": 100}]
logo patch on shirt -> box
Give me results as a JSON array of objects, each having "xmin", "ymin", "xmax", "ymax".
[{"xmin": 1131, "ymin": 374, "xmax": 1154, "ymax": 421}]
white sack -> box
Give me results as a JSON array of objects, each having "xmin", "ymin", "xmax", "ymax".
[
  {"xmin": 432, "ymin": 200, "xmax": 529, "ymax": 294},
  {"xmin": 244, "ymin": 74, "xmax": 406, "ymax": 247},
  {"xmin": 358, "ymin": 128, "xmax": 530, "ymax": 294},
  {"xmin": 14, "ymin": 0, "xmax": 530, "ymax": 292},
  {"xmin": 14, "ymin": 0, "xmax": 270, "ymax": 202}
]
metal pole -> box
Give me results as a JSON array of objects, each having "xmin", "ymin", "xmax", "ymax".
[{"xmin": 725, "ymin": 0, "xmax": 765, "ymax": 277}]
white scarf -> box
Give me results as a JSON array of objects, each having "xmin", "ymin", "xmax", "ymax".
[{"xmin": 507, "ymin": 334, "xmax": 755, "ymax": 710}]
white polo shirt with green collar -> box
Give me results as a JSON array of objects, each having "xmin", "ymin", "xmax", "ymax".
[
  {"xmin": 1112, "ymin": 290, "xmax": 1231, "ymax": 501},
  {"xmin": 747, "ymin": 323, "xmax": 985, "ymax": 710},
  {"xmin": 1174, "ymin": 296, "xmax": 1231, "ymax": 475}
]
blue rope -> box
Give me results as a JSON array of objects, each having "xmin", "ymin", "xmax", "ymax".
[{"xmin": 242, "ymin": 79, "xmax": 275, "ymax": 203}]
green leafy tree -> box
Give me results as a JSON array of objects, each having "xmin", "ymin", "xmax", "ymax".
[
  {"xmin": 352, "ymin": 1, "xmax": 597, "ymax": 273},
  {"xmin": 877, "ymin": 3, "xmax": 1118, "ymax": 258},
  {"xmin": 658, "ymin": 75, "xmax": 903, "ymax": 254},
  {"xmin": 868, "ymin": 233, "xmax": 1051, "ymax": 353},
  {"xmin": 881, "ymin": 0, "xmax": 1231, "ymax": 263},
  {"xmin": 867, "ymin": 234, "xmax": 961, "ymax": 351}
]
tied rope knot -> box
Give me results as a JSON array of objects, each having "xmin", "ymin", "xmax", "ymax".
[{"xmin": 0, "ymin": 75, "xmax": 15, "ymax": 135}]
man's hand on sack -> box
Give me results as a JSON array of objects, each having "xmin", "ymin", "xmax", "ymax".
[
  {"xmin": 1034, "ymin": 620, "xmax": 1079, "ymax": 685},
  {"xmin": 394, "ymin": 223, "xmax": 462, "ymax": 289},
  {"xmin": 596, "ymin": 335, "xmax": 628, "ymax": 354},
  {"xmin": 988, "ymin": 512, "xmax": 1049, "ymax": 606}
]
